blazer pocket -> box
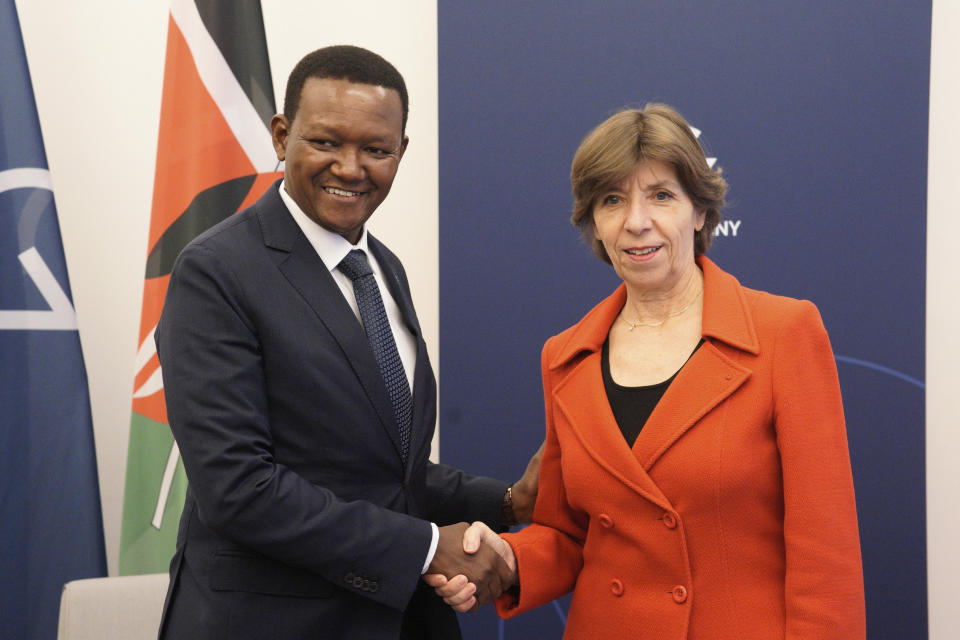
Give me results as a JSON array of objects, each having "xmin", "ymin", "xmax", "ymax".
[{"xmin": 209, "ymin": 549, "xmax": 335, "ymax": 598}]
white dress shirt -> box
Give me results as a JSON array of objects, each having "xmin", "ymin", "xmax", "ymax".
[{"xmin": 278, "ymin": 181, "xmax": 439, "ymax": 573}]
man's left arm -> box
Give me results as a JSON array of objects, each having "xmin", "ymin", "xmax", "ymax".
[{"xmin": 423, "ymin": 441, "xmax": 543, "ymax": 529}]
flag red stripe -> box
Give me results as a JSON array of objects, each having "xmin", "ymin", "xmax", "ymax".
[{"xmin": 147, "ymin": 15, "xmax": 256, "ymax": 251}]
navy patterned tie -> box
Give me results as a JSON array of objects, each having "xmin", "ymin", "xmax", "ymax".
[{"xmin": 338, "ymin": 250, "xmax": 412, "ymax": 462}]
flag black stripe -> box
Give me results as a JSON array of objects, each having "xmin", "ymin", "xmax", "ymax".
[
  {"xmin": 193, "ymin": 0, "xmax": 276, "ymax": 129},
  {"xmin": 145, "ymin": 175, "xmax": 256, "ymax": 278}
]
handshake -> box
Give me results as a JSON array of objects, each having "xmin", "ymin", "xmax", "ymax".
[{"xmin": 423, "ymin": 521, "xmax": 516, "ymax": 612}]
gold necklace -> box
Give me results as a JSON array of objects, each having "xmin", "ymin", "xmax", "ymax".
[{"xmin": 621, "ymin": 288, "xmax": 702, "ymax": 330}]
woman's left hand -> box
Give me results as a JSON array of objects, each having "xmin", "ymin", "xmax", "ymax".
[{"xmin": 511, "ymin": 440, "xmax": 545, "ymax": 524}]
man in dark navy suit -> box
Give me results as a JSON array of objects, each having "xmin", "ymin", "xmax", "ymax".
[{"xmin": 156, "ymin": 46, "xmax": 540, "ymax": 640}]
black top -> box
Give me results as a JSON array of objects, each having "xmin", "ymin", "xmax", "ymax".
[{"xmin": 602, "ymin": 338, "xmax": 704, "ymax": 448}]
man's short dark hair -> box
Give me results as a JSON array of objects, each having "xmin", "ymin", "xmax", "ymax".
[{"xmin": 283, "ymin": 45, "xmax": 409, "ymax": 134}]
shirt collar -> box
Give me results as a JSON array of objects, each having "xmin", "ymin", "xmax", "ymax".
[
  {"xmin": 547, "ymin": 255, "xmax": 760, "ymax": 370},
  {"xmin": 278, "ymin": 179, "xmax": 370, "ymax": 272}
]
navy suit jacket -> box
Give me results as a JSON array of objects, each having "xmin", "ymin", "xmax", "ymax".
[{"xmin": 156, "ymin": 181, "xmax": 506, "ymax": 639}]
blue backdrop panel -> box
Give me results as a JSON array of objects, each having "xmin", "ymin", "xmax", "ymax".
[{"xmin": 438, "ymin": 1, "xmax": 928, "ymax": 638}]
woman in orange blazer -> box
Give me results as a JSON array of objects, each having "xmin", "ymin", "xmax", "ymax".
[{"xmin": 428, "ymin": 104, "xmax": 865, "ymax": 638}]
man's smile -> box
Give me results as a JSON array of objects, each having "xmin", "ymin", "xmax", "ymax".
[{"xmin": 323, "ymin": 186, "xmax": 366, "ymax": 197}]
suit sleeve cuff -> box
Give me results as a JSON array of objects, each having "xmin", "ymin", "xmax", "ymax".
[{"xmin": 421, "ymin": 522, "xmax": 439, "ymax": 574}]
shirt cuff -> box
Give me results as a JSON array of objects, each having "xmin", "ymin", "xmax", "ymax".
[{"xmin": 421, "ymin": 522, "xmax": 439, "ymax": 574}]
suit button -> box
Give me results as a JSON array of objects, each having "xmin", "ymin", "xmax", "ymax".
[
  {"xmin": 672, "ymin": 585, "xmax": 688, "ymax": 603},
  {"xmin": 361, "ymin": 578, "xmax": 371, "ymax": 591},
  {"xmin": 353, "ymin": 576, "xmax": 364, "ymax": 588},
  {"xmin": 344, "ymin": 572, "xmax": 355, "ymax": 585},
  {"xmin": 370, "ymin": 581, "xmax": 379, "ymax": 593},
  {"xmin": 610, "ymin": 579, "xmax": 624, "ymax": 596},
  {"xmin": 598, "ymin": 513, "xmax": 614, "ymax": 529},
  {"xmin": 662, "ymin": 512, "xmax": 677, "ymax": 529}
]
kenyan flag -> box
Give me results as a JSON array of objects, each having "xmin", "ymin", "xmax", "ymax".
[{"xmin": 119, "ymin": 0, "xmax": 280, "ymax": 574}]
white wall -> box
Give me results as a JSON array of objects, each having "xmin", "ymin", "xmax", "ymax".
[
  {"xmin": 14, "ymin": 1, "xmax": 960, "ymax": 634},
  {"xmin": 926, "ymin": 1, "xmax": 960, "ymax": 637},
  {"xmin": 15, "ymin": 0, "xmax": 440, "ymax": 577}
]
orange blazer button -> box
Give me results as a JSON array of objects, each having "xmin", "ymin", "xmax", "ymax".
[
  {"xmin": 672, "ymin": 585, "xmax": 688, "ymax": 603},
  {"xmin": 598, "ymin": 513, "xmax": 614, "ymax": 528},
  {"xmin": 662, "ymin": 512, "xmax": 677, "ymax": 529},
  {"xmin": 610, "ymin": 579, "xmax": 624, "ymax": 596}
]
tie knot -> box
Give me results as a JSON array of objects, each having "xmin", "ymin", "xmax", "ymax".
[{"xmin": 339, "ymin": 250, "xmax": 373, "ymax": 281}]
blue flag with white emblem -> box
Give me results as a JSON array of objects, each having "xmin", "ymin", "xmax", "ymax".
[{"xmin": 0, "ymin": 2, "xmax": 107, "ymax": 638}]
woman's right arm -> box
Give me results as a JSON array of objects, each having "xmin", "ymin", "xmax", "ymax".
[{"xmin": 773, "ymin": 300, "xmax": 865, "ymax": 637}]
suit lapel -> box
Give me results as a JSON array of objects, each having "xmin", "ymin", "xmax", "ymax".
[
  {"xmin": 368, "ymin": 237, "xmax": 421, "ymax": 338},
  {"xmin": 631, "ymin": 342, "xmax": 750, "ymax": 470},
  {"xmin": 554, "ymin": 353, "xmax": 673, "ymax": 511},
  {"xmin": 631, "ymin": 256, "xmax": 760, "ymax": 469},
  {"xmin": 547, "ymin": 256, "xmax": 761, "ymax": 505},
  {"xmin": 367, "ymin": 237, "xmax": 435, "ymax": 470},
  {"xmin": 255, "ymin": 184, "xmax": 404, "ymax": 461}
]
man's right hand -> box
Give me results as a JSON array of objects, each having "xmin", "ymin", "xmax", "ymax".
[
  {"xmin": 423, "ymin": 522, "xmax": 517, "ymax": 612},
  {"xmin": 426, "ymin": 522, "xmax": 512, "ymax": 607}
]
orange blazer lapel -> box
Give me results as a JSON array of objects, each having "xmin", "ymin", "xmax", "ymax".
[
  {"xmin": 632, "ymin": 342, "xmax": 751, "ymax": 470},
  {"xmin": 553, "ymin": 351, "xmax": 673, "ymax": 511},
  {"xmin": 633, "ymin": 256, "xmax": 761, "ymax": 470},
  {"xmin": 546, "ymin": 256, "xmax": 762, "ymax": 506}
]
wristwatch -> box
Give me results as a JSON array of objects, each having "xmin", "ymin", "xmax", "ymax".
[{"xmin": 501, "ymin": 484, "xmax": 517, "ymax": 527}]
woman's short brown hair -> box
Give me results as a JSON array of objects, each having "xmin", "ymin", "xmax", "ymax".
[{"xmin": 570, "ymin": 104, "xmax": 728, "ymax": 263}]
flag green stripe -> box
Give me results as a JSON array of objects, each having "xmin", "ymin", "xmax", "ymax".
[{"xmin": 118, "ymin": 411, "xmax": 186, "ymax": 575}]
